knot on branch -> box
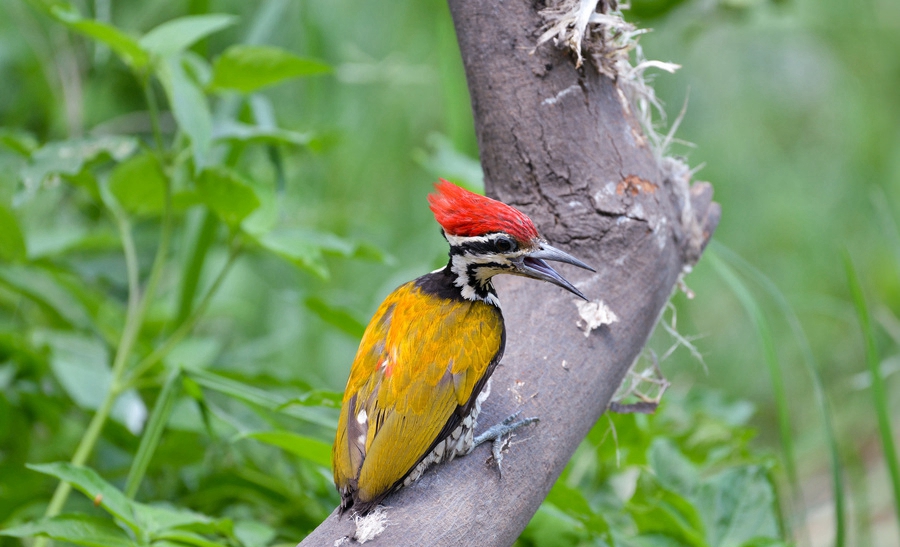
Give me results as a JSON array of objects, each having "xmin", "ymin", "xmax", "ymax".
[{"xmin": 661, "ymin": 156, "xmax": 721, "ymax": 268}]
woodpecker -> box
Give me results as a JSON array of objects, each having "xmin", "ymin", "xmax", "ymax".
[{"xmin": 332, "ymin": 180, "xmax": 594, "ymax": 515}]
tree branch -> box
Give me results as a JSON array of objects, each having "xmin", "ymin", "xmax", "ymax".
[{"xmin": 299, "ymin": 0, "xmax": 719, "ymax": 544}]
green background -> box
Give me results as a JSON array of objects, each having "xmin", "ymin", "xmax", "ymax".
[{"xmin": 0, "ymin": 0, "xmax": 898, "ymax": 545}]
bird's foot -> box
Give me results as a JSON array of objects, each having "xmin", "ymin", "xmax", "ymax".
[{"xmin": 471, "ymin": 411, "xmax": 539, "ymax": 478}]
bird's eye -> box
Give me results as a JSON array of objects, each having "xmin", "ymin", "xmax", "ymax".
[{"xmin": 494, "ymin": 237, "xmax": 516, "ymax": 253}]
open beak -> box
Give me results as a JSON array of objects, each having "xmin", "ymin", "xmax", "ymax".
[{"xmin": 516, "ymin": 243, "xmax": 595, "ymax": 300}]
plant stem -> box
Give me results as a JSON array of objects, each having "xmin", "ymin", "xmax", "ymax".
[
  {"xmin": 143, "ymin": 80, "xmax": 165, "ymax": 153},
  {"xmin": 37, "ymin": 209, "xmax": 145, "ymax": 543},
  {"xmin": 36, "ymin": 66, "xmax": 175, "ymax": 542},
  {"xmin": 134, "ymin": 178, "xmax": 173, "ymax": 328}
]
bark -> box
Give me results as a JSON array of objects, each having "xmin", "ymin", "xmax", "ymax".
[{"xmin": 299, "ymin": 0, "xmax": 719, "ymax": 545}]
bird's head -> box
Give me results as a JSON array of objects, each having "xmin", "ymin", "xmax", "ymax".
[{"xmin": 428, "ymin": 179, "xmax": 595, "ymax": 301}]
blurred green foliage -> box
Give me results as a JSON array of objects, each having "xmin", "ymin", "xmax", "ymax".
[
  {"xmin": 0, "ymin": 0, "xmax": 897, "ymax": 545},
  {"xmin": 519, "ymin": 391, "xmax": 786, "ymax": 547},
  {"xmin": 637, "ymin": 0, "xmax": 900, "ymax": 544}
]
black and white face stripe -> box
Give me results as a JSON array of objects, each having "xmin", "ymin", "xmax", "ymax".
[
  {"xmin": 443, "ymin": 231, "xmax": 533, "ymax": 305},
  {"xmin": 447, "ymin": 235, "xmax": 517, "ymax": 257}
]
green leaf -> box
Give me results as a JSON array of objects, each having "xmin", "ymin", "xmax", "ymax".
[
  {"xmin": 181, "ymin": 375, "xmax": 204, "ymax": 400},
  {"xmin": 0, "ymin": 129, "xmax": 38, "ymax": 156},
  {"xmin": 39, "ymin": 331, "xmax": 147, "ymax": 433},
  {"xmin": 26, "ymin": 463, "xmax": 227, "ymax": 537},
  {"xmin": 210, "ymin": 45, "xmax": 330, "ymax": 93},
  {"xmin": 276, "ymin": 390, "xmax": 343, "ymax": 410},
  {"xmin": 0, "ymin": 514, "xmax": 134, "ymax": 547},
  {"xmin": 27, "ymin": 463, "xmax": 139, "ymax": 529},
  {"xmin": 629, "ymin": 477, "xmax": 707, "ymax": 547},
  {"xmin": 0, "ymin": 267, "xmax": 93, "ymax": 328},
  {"xmin": 139, "ymin": 14, "xmax": 237, "ymax": 59},
  {"xmin": 182, "ymin": 51, "xmax": 214, "ymax": 88},
  {"xmin": 0, "ymin": 204, "xmax": 27, "ymax": 261},
  {"xmin": 153, "ymin": 529, "xmax": 225, "ymax": 547},
  {"xmin": 32, "ymin": 229, "xmax": 119, "ymax": 259},
  {"xmin": 212, "ymin": 120, "xmax": 312, "ymax": 147},
  {"xmin": 108, "ymin": 152, "xmax": 168, "ymax": 216},
  {"xmin": 256, "ymin": 228, "xmax": 369, "ymax": 279},
  {"xmin": 352, "ymin": 241, "xmax": 393, "ymax": 264},
  {"xmin": 186, "ymin": 369, "xmax": 337, "ymax": 429},
  {"xmin": 256, "ymin": 230, "xmax": 327, "ymax": 278},
  {"xmin": 233, "ymin": 520, "xmax": 276, "ymax": 547},
  {"xmin": 545, "ymin": 481, "xmax": 609, "ymax": 536},
  {"xmin": 172, "ymin": 190, "xmax": 204, "ymax": 210},
  {"xmin": 188, "ymin": 369, "xmax": 281, "ymax": 409},
  {"xmin": 246, "ymin": 430, "xmax": 332, "ymax": 468},
  {"xmin": 520, "ymin": 503, "xmax": 591, "ymax": 547},
  {"xmin": 195, "ymin": 167, "xmax": 260, "ymax": 226},
  {"xmin": 684, "ymin": 388, "xmax": 755, "ymax": 428},
  {"xmin": 304, "ymin": 296, "xmax": 366, "ymax": 338},
  {"xmin": 649, "ymin": 438, "xmax": 699, "ymax": 497},
  {"xmin": 131, "ymin": 505, "xmax": 224, "ymax": 538},
  {"xmin": 45, "ymin": 332, "xmax": 110, "ymax": 409},
  {"xmin": 695, "ymin": 466, "xmax": 779, "ymax": 546},
  {"xmin": 50, "ymin": 6, "xmax": 148, "ymax": 69},
  {"xmin": 158, "ymin": 56, "xmax": 213, "ymax": 170},
  {"xmin": 19, "ymin": 136, "xmax": 138, "ymax": 200}
]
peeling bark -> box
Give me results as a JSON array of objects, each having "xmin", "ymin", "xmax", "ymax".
[{"xmin": 298, "ymin": 0, "xmax": 719, "ymax": 545}]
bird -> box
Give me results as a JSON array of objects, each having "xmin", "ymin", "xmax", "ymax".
[{"xmin": 332, "ymin": 179, "xmax": 594, "ymax": 515}]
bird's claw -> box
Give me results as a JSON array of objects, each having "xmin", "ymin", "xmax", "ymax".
[{"xmin": 472, "ymin": 412, "xmax": 539, "ymax": 478}]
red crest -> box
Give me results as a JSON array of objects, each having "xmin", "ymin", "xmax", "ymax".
[{"xmin": 427, "ymin": 179, "xmax": 539, "ymax": 242}]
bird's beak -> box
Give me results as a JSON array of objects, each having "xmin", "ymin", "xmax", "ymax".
[{"xmin": 516, "ymin": 243, "xmax": 596, "ymax": 300}]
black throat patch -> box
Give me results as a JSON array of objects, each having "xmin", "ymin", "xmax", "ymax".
[{"xmin": 414, "ymin": 265, "xmax": 498, "ymax": 304}]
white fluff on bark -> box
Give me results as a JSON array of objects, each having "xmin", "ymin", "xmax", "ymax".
[
  {"xmin": 575, "ymin": 299, "xmax": 619, "ymax": 337},
  {"xmin": 352, "ymin": 506, "xmax": 391, "ymax": 543},
  {"xmin": 535, "ymin": 0, "xmax": 681, "ymax": 158}
]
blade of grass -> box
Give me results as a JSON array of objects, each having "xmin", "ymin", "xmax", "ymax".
[
  {"xmin": 713, "ymin": 241, "xmax": 845, "ymax": 547},
  {"xmin": 186, "ymin": 368, "xmax": 337, "ymax": 430},
  {"xmin": 870, "ymin": 186, "xmax": 900, "ymax": 274},
  {"xmin": 124, "ymin": 366, "xmax": 182, "ymax": 498},
  {"xmin": 843, "ymin": 251, "xmax": 900, "ymax": 535},
  {"xmin": 176, "ymin": 211, "xmax": 218, "ymax": 327},
  {"xmin": 708, "ymin": 250, "xmax": 801, "ymax": 541}
]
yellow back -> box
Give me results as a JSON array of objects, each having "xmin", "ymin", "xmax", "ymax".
[{"xmin": 333, "ymin": 279, "xmax": 503, "ymax": 505}]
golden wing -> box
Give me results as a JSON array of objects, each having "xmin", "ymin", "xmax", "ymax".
[{"xmin": 332, "ymin": 279, "xmax": 503, "ymax": 511}]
